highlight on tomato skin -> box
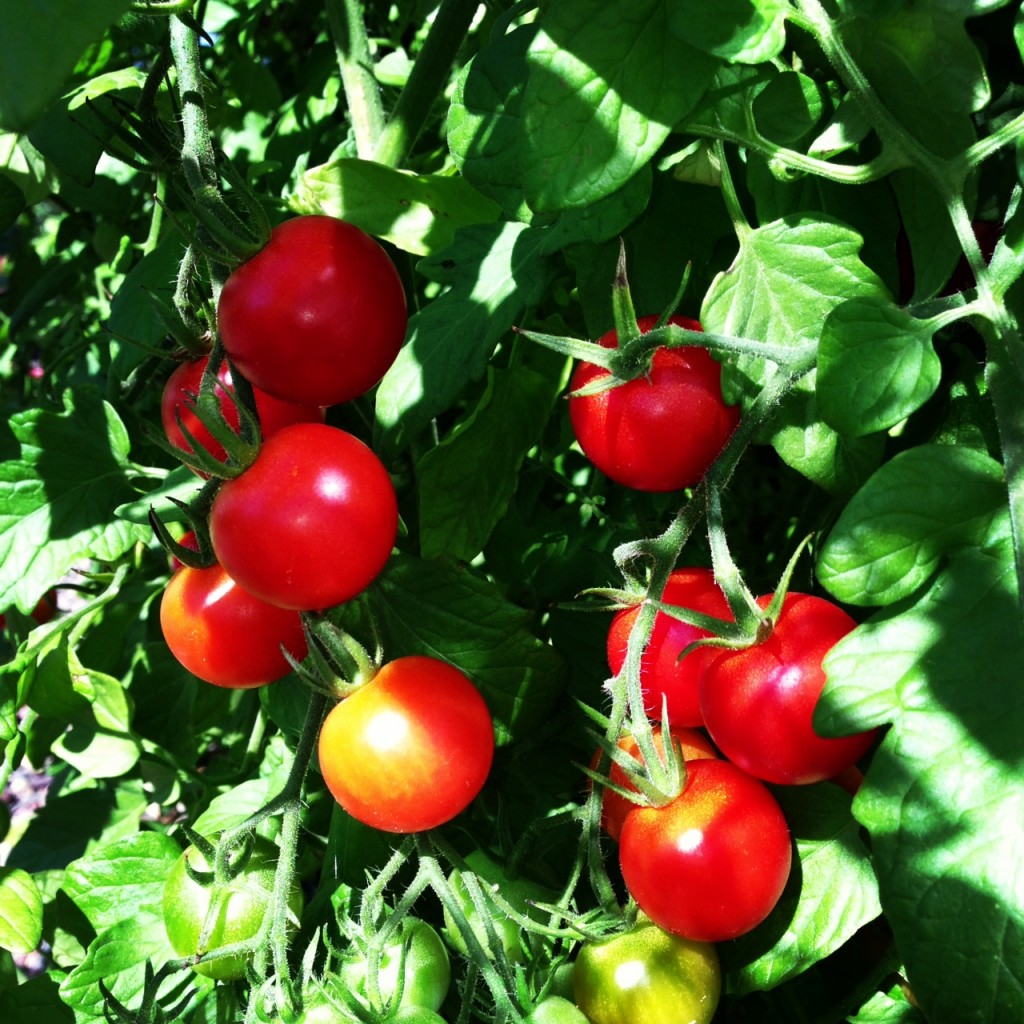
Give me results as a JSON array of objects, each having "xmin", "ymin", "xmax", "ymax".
[
  {"xmin": 318, "ymin": 655, "xmax": 495, "ymax": 834},
  {"xmin": 568, "ymin": 315, "xmax": 740, "ymax": 493},
  {"xmin": 606, "ymin": 566, "xmax": 733, "ymax": 727},
  {"xmin": 618, "ymin": 758, "xmax": 793, "ymax": 944},
  {"xmin": 699, "ymin": 591, "xmax": 878, "ymax": 786},
  {"xmin": 159, "ymin": 562, "xmax": 308, "ymax": 688}
]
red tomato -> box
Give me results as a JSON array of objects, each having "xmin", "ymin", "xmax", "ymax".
[
  {"xmin": 318, "ymin": 656, "xmax": 495, "ymax": 833},
  {"xmin": 160, "ymin": 563, "xmax": 308, "ymax": 687},
  {"xmin": 618, "ymin": 758, "xmax": 792, "ymax": 942},
  {"xmin": 217, "ymin": 215, "xmax": 407, "ymax": 407},
  {"xmin": 597, "ymin": 725, "xmax": 718, "ymax": 841},
  {"xmin": 699, "ymin": 592, "xmax": 877, "ymax": 785},
  {"xmin": 607, "ymin": 567, "xmax": 732, "ymax": 726},
  {"xmin": 568, "ymin": 316, "xmax": 739, "ymax": 492},
  {"xmin": 161, "ymin": 354, "xmax": 323, "ymax": 476},
  {"xmin": 209, "ymin": 423, "xmax": 398, "ymax": 611},
  {"xmin": 169, "ymin": 530, "xmax": 199, "ymax": 572}
]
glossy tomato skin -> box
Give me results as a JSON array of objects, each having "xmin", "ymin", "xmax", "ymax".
[
  {"xmin": 597, "ymin": 725, "xmax": 718, "ymax": 842},
  {"xmin": 619, "ymin": 758, "xmax": 792, "ymax": 942},
  {"xmin": 569, "ymin": 315, "xmax": 739, "ymax": 492},
  {"xmin": 209, "ymin": 422, "xmax": 398, "ymax": 611},
  {"xmin": 161, "ymin": 354, "xmax": 323, "ymax": 476},
  {"xmin": 162, "ymin": 834, "xmax": 304, "ymax": 980},
  {"xmin": 318, "ymin": 656, "xmax": 494, "ymax": 833},
  {"xmin": 160, "ymin": 563, "xmax": 308, "ymax": 687},
  {"xmin": 573, "ymin": 919, "xmax": 720, "ymax": 1024},
  {"xmin": 607, "ymin": 567, "xmax": 732, "ymax": 726},
  {"xmin": 699, "ymin": 592, "xmax": 877, "ymax": 785},
  {"xmin": 217, "ymin": 215, "xmax": 407, "ymax": 406}
]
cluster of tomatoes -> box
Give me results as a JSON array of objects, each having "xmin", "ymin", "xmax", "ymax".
[
  {"xmin": 563, "ymin": 317, "xmax": 877, "ymax": 1024},
  {"xmin": 157, "ymin": 215, "xmax": 495, "ymax": 835}
]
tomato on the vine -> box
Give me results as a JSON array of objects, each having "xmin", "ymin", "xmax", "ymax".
[
  {"xmin": 618, "ymin": 758, "xmax": 792, "ymax": 942},
  {"xmin": 318, "ymin": 656, "xmax": 494, "ymax": 833},
  {"xmin": 596, "ymin": 724, "xmax": 718, "ymax": 842},
  {"xmin": 209, "ymin": 422, "xmax": 398, "ymax": 611},
  {"xmin": 606, "ymin": 567, "xmax": 732, "ymax": 726},
  {"xmin": 160, "ymin": 353, "xmax": 323, "ymax": 476},
  {"xmin": 526, "ymin": 996, "xmax": 590, "ymax": 1024},
  {"xmin": 699, "ymin": 592, "xmax": 877, "ymax": 785},
  {"xmin": 160, "ymin": 562, "xmax": 307, "ymax": 687},
  {"xmin": 217, "ymin": 215, "xmax": 407, "ymax": 407},
  {"xmin": 573, "ymin": 918, "xmax": 720, "ymax": 1024},
  {"xmin": 162, "ymin": 834, "xmax": 303, "ymax": 980},
  {"xmin": 339, "ymin": 917, "xmax": 451, "ymax": 1014},
  {"xmin": 568, "ymin": 315, "xmax": 739, "ymax": 492}
]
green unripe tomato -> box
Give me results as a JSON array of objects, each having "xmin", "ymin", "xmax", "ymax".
[
  {"xmin": 526, "ymin": 995, "xmax": 591, "ymax": 1024},
  {"xmin": 162, "ymin": 834, "xmax": 303, "ymax": 980},
  {"xmin": 338, "ymin": 917, "xmax": 451, "ymax": 1013},
  {"xmin": 443, "ymin": 851, "xmax": 552, "ymax": 963},
  {"xmin": 573, "ymin": 920, "xmax": 720, "ymax": 1024}
]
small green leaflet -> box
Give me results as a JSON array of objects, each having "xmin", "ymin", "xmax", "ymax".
[{"xmin": 0, "ymin": 868, "xmax": 43, "ymax": 955}]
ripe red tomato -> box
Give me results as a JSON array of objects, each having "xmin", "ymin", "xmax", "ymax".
[
  {"xmin": 606, "ymin": 567, "xmax": 732, "ymax": 726},
  {"xmin": 568, "ymin": 315, "xmax": 739, "ymax": 492},
  {"xmin": 573, "ymin": 918, "xmax": 720, "ymax": 1024},
  {"xmin": 318, "ymin": 656, "xmax": 494, "ymax": 833},
  {"xmin": 619, "ymin": 758, "xmax": 791, "ymax": 942},
  {"xmin": 160, "ymin": 563, "xmax": 308, "ymax": 687},
  {"xmin": 209, "ymin": 423, "xmax": 398, "ymax": 611},
  {"xmin": 597, "ymin": 725, "xmax": 718, "ymax": 842},
  {"xmin": 161, "ymin": 354, "xmax": 323, "ymax": 476},
  {"xmin": 217, "ymin": 215, "xmax": 407, "ymax": 407},
  {"xmin": 699, "ymin": 592, "xmax": 877, "ymax": 785}
]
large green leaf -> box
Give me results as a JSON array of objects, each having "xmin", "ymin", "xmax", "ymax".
[
  {"xmin": 667, "ymin": 0, "xmax": 787, "ymax": 63},
  {"xmin": 0, "ymin": 389, "xmax": 148, "ymax": 614},
  {"xmin": 0, "ymin": 0, "xmax": 131, "ymax": 131},
  {"xmin": 522, "ymin": 0, "xmax": 717, "ymax": 211},
  {"xmin": 820, "ymin": 523, "xmax": 1024, "ymax": 1024}
]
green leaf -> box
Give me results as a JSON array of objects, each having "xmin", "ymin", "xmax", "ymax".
[
  {"xmin": 0, "ymin": 972, "xmax": 75, "ymax": 1022},
  {"xmin": 522, "ymin": 0, "xmax": 718, "ymax": 211},
  {"xmin": 892, "ymin": 169, "xmax": 962, "ymax": 302},
  {"xmin": 751, "ymin": 71, "xmax": 826, "ymax": 145},
  {"xmin": 114, "ymin": 465, "xmax": 204, "ymax": 526},
  {"xmin": 667, "ymin": 0, "xmax": 787, "ymax": 63},
  {"xmin": 820, "ymin": 527, "xmax": 1024, "ymax": 1024},
  {"xmin": 817, "ymin": 445, "xmax": 1007, "ymax": 606},
  {"xmin": 0, "ymin": 868, "xmax": 43, "ymax": 955},
  {"xmin": 0, "ymin": 132, "xmax": 54, "ymax": 208},
  {"xmin": 0, "ymin": 0, "xmax": 132, "ymax": 132},
  {"xmin": 723, "ymin": 784, "xmax": 880, "ymax": 993},
  {"xmin": 361, "ymin": 554, "xmax": 566, "ymax": 746},
  {"xmin": 374, "ymin": 221, "xmax": 550, "ymax": 458},
  {"xmin": 848, "ymin": 984, "xmax": 928, "ymax": 1024},
  {"xmin": 816, "ymin": 300, "xmax": 942, "ymax": 437},
  {"xmin": 0, "ymin": 389, "xmax": 148, "ymax": 613},
  {"xmin": 0, "ymin": 172, "xmax": 23, "ymax": 232},
  {"xmin": 61, "ymin": 832, "xmax": 180, "ymax": 933},
  {"xmin": 192, "ymin": 778, "xmax": 278, "ymax": 837},
  {"xmin": 291, "ymin": 158, "xmax": 500, "ymax": 257},
  {"xmin": 417, "ymin": 364, "xmax": 562, "ymax": 562}
]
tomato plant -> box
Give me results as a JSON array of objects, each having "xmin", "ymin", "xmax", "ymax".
[
  {"xmin": 596, "ymin": 724, "xmax": 717, "ymax": 842},
  {"xmin": 568, "ymin": 316, "xmax": 739, "ymax": 492},
  {"xmin": 572, "ymin": 918, "xmax": 720, "ymax": 1024},
  {"xmin": 209, "ymin": 422, "xmax": 398, "ymax": 611},
  {"xmin": 442, "ymin": 850, "xmax": 553, "ymax": 964},
  {"xmin": 606, "ymin": 567, "xmax": 732, "ymax": 726},
  {"xmin": 318, "ymin": 656, "xmax": 494, "ymax": 833},
  {"xmin": 160, "ymin": 353, "xmax": 323, "ymax": 475},
  {"xmin": 162, "ymin": 834, "xmax": 303, "ymax": 980},
  {"xmin": 338, "ymin": 917, "xmax": 451, "ymax": 1014},
  {"xmin": 699, "ymin": 593, "xmax": 878, "ymax": 785},
  {"xmin": 218, "ymin": 215, "xmax": 408, "ymax": 407},
  {"xmin": 618, "ymin": 758, "xmax": 792, "ymax": 943},
  {"xmin": 159, "ymin": 562, "xmax": 308, "ymax": 687}
]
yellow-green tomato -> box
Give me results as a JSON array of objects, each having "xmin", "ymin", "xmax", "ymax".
[
  {"xmin": 339, "ymin": 918, "xmax": 451, "ymax": 1013},
  {"xmin": 443, "ymin": 851, "xmax": 552, "ymax": 963},
  {"xmin": 573, "ymin": 920, "xmax": 720, "ymax": 1024},
  {"xmin": 162, "ymin": 834, "xmax": 303, "ymax": 980}
]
